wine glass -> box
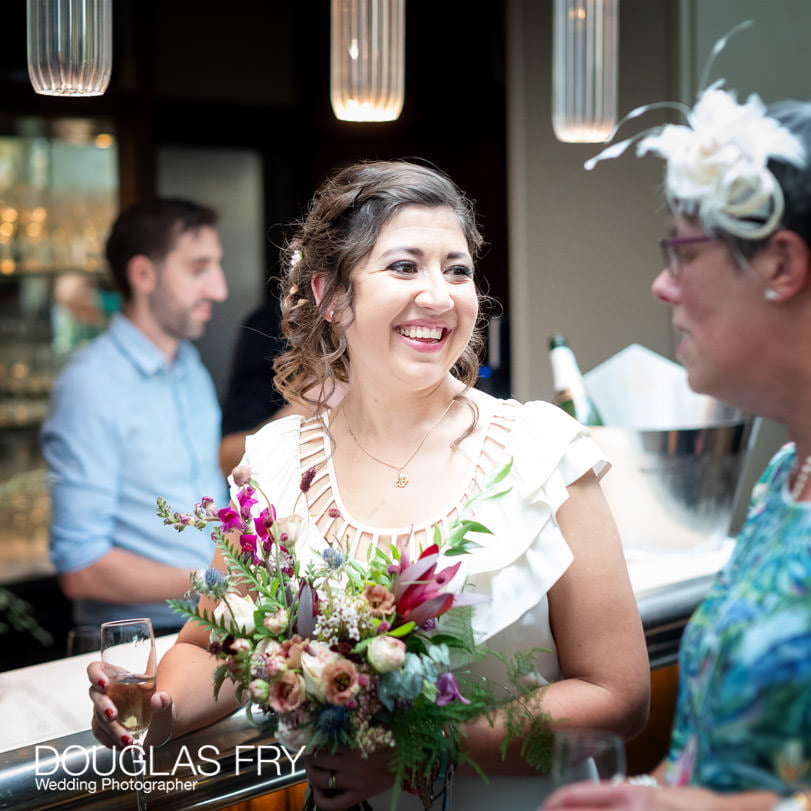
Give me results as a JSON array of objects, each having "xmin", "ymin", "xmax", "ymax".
[
  {"xmin": 67, "ymin": 625, "xmax": 101, "ymax": 656},
  {"xmin": 550, "ymin": 728, "xmax": 626, "ymax": 787},
  {"xmin": 100, "ymin": 618, "xmax": 156, "ymax": 810}
]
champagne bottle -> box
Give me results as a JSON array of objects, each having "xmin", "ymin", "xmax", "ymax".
[{"xmin": 548, "ymin": 334, "xmax": 604, "ymax": 426}]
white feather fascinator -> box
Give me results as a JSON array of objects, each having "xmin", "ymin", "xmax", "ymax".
[{"xmin": 585, "ymin": 23, "xmax": 807, "ymax": 240}]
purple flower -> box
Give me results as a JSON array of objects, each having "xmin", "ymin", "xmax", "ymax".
[
  {"xmin": 300, "ymin": 467, "xmax": 316, "ymax": 493},
  {"xmin": 240, "ymin": 533, "xmax": 260, "ymax": 564},
  {"xmin": 217, "ymin": 506, "xmax": 243, "ymax": 532},
  {"xmin": 237, "ymin": 486, "xmax": 258, "ymax": 519},
  {"xmin": 436, "ymin": 672, "xmax": 470, "ymax": 706},
  {"xmin": 253, "ymin": 506, "xmax": 275, "ymax": 540}
]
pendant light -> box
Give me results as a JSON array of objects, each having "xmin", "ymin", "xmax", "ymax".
[
  {"xmin": 552, "ymin": 0, "xmax": 618, "ymax": 143},
  {"xmin": 27, "ymin": 0, "xmax": 112, "ymax": 97},
  {"xmin": 330, "ymin": 0, "xmax": 405, "ymax": 122}
]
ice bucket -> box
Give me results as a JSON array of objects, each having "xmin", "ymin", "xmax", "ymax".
[{"xmin": 592, "ymin": 420, "xmax": 755, "ymax": 554}]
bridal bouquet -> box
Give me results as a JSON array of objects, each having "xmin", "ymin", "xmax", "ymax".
[{"xmin": 158, "ymin": 461, "xmax": 552, "ymax": 807}]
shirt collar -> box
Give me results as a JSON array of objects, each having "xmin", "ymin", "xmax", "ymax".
[{"xmin": 108, "ymin": 312, "xmax": 196, "ymax": 376}]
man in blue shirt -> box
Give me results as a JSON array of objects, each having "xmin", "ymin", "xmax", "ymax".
[{"xmin": 41, "ymin": 199, "xmax": 229, "ymax": 629}]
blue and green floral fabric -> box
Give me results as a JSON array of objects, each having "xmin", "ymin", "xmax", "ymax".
[{"xmin": 664, "ymin": 443, "xmax": 811, "ymax": 793}]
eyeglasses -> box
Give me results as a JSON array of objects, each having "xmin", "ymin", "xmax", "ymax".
[{"xmin": 659, "ymin": 235, "xmax": 719, "ymax": 277}]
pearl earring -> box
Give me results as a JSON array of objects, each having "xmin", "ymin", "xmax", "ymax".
[
  {"xmin": 764, "ymin": 289, "xmax": 780, "ymax": 301},
  {"xmin": 329, "ymin": 309, "xmax": 335, "ymax": 319}
]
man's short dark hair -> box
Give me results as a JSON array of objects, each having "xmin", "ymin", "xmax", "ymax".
[{"xmin": 105, "ymin": 198, "xmax": 218, "ymax": 300}]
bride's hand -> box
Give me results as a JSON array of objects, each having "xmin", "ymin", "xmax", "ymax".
[
  {"xmin": 87, "ymin": 660, "xmax": 174, "ymax": 749},
  {"xmin": 303, "ymin": 748, "xmax": 396, "ymax": 810}
]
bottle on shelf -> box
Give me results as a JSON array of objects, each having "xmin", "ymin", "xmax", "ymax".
[{"xmin": 548, "ymin": 333, "xmax": 604, "ymax": 426}]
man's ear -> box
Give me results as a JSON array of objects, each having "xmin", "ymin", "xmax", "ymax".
[
  {"xmin": 127, "ymin": 255, "xmax": 157, "ymax": 296},
  {"xmin": 764, "ymin": 230, "xmax": 811, "ymax": 301}
]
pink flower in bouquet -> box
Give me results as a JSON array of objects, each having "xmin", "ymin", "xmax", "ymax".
[
  {"xmin": 217, "ymin": 506, "xmax": 243, "ymax": 532},
  {"xmin": 254, "ymin": 506, "xmax": 276, "ymax": 548},
  {"xmin": 301, "ymin": 642, "xmax": 341, "ymax": 701},
  {"xmin": 255, "ymin": 638, "xmax": 282, "ymax": 658},
  {"xmin": 263, "ymin": 608, "xmax": 289, "ymax": 634},
  {"xmin": 280, "ymin": 634, "xmax": 307, "ymax": 669},
  {"xmin": 237, "ymin": 486, "xmax": 259, "ymax": 519},
  {"xmin": 231, "ymin": 464, "xmax": 252, "ymax": 487},
  {"xmin": 363, "ymin": 584, "xmax": 396, "ymax": 617},
  {"xmin": 393, "ymin": 544, "xmax": 464, "ymax": 626},
  {"xmin": 255, "ymin": 639, "xmax": 287, "ymax": 677},
  {"xmin": 367, "ymin": 635, "xmax": 406, "ymax": 673},
  {"xmin": 239, "ymin": 533, "xmax": 261, "ymax": 564},
  {"xmin": 269, "ymin": 671, "xmax": 307, "ymax": 712},
  {"xmin": 322, "ymin": 658, "xmax": 361, "ymax": 707}
]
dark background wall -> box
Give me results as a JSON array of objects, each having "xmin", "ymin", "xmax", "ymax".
[
  {"xmin": 0, "ymin": 1, "xmax": 510, "ymax": 320},
  {"xmin": 0, "ymin": 0, "xmax": 511, "ymax": 668}
]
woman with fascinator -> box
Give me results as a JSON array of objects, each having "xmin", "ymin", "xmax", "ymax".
[
  {"xmin": 87, "ymin": 159, "xmax": 649, "ymax": 809},
  {"xmin": 543, "ymin": 66, "xmax": 811, "ymax": 811}
]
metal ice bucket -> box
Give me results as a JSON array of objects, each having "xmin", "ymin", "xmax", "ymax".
[{"xmin": 591, "ymin": 420, "xmax": 756, "ymax": 554}]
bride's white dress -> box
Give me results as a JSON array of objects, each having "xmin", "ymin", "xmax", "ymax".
[{"xmin": 236, "ymin": 399, "xmax": 608, "ymax": 810}]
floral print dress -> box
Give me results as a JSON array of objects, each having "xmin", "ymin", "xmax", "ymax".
[{"xmin": 665, "ymin": 443, "xmax": 811, "ymax": 794}]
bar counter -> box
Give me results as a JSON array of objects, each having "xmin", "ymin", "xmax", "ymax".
[{"xmin": 0, "ymin": 542, "xmax": 733, "ymax": 810}]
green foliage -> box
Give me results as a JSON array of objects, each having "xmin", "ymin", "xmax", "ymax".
[
  {"xmin": 0, "ymin": 586, "xmax": 52, "ymax": 646},
  {"xmin": 440, "ymin": 460, "xmax": 513, "ymax": 556},
  {"xmin": 167, "ymin": 599, "xmax": 223, "ymax": 635}
]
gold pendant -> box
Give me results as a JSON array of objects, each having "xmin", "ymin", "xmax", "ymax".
[{"xmin": 394, "ymin": 472, "xmax": 409, "ymax": 488}]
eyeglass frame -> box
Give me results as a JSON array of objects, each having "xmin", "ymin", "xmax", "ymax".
[{"xmin": 659, "ymin": 234, "xmax": 720, "ymax": 277}]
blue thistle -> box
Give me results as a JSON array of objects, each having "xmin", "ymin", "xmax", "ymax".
[
  {"xmin": 190, "ymin": 567, "xmax": 230, "ymax": 599},
  {"xmin": 317, "ymin": 705, "xmax": 349, "ymax": 743},
  {"xmin": 322, "ymin": 547, "xmax": 344, "ymax": 570}
]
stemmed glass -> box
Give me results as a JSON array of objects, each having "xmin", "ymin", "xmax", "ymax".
[
  {"xmin": 100, "ymin": 618, "xmax": 157, "ymax": 810},
  {"xmin": 550, "ymin": 728, "xmax": 626, "ymax": 786}
]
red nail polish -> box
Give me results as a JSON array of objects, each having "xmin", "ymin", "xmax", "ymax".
[
  {"xmin": 104, "ymin": 709, "xmax": 114, "ymax": 719},
  {"xmin": 96, "ymin": 679, "xmax": 107, "ymax": 689},
  {"xmin": 121, "ymin": 735, "xmax": 133, "ymax": 746}
]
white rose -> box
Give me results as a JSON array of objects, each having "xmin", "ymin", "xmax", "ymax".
[
  {"xmin": 367, "ymin": 635, "xmax": 406, "ymax": 674},
  {"xmin": 274, "ymin": 515, "xmax": 304, "ymax": 549},
  {"xmin": 276, "ymin": 714, "xmax": 313, "ymax": 749},
  {"xmin": 213, "ymin": 593, "xmax": 257, "ymax": 634}
]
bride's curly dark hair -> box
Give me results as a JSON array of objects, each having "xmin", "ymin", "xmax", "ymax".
[{"xmin": 273, "ymin": 160, "xmax": 489, "ymax": 412}]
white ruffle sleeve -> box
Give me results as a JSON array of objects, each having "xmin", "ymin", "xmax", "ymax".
[
  {"xmin": 230, "ymin": 415, "xmax": 305, "ymax": 511},
  {"xmin": 458, "ymin": 400, "xmax": 609, "ymax": 664}
]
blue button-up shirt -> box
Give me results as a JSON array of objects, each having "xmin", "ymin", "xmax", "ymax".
[{"xmin": 41, "ymin": 313, "xmax": 229, "ymax": 626}]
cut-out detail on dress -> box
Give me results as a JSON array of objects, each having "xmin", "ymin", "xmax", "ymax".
[{"xmin": 297, "ymin": 405, "xmax": 515, "ymax": 559}]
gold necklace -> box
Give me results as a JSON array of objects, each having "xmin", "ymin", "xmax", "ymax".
[{"xmin": 343, "ymin": 399, "xmax": 456, "ymax": 488}]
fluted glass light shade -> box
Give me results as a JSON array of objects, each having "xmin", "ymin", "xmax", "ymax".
[
  {"xmin": 27, "ymin": 0, "xmax": 112, "ymax": 97},
  {"xmin": 331, "ymin": 0, "xmax": 405, "ymax": 122},
  {"xmin": 552, "ymin": 0, "xmax": 618, "ymax": 143}
]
